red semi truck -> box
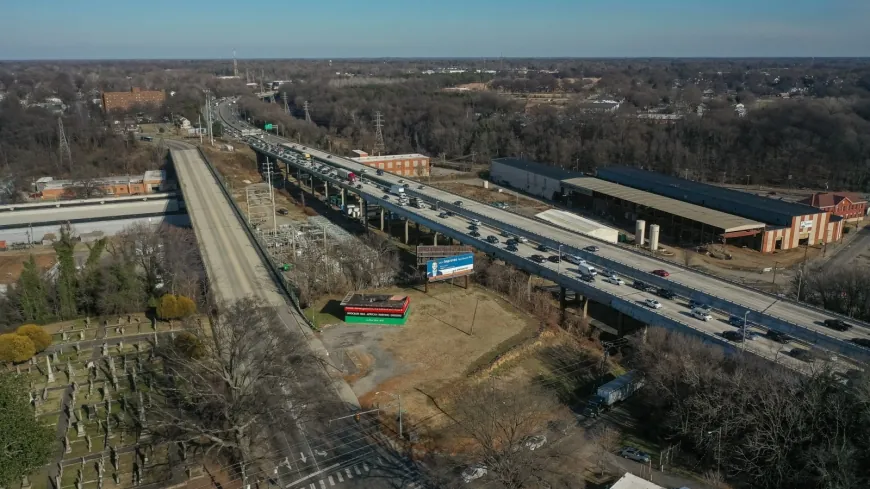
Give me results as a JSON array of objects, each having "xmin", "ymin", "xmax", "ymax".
[{"xmin": 337, "ymin": 169, "xmax": 357, "ymax": 183}]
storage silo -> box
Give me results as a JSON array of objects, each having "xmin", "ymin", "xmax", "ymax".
[
  {"xmin": 635, "ymin": 220, "xmax": 646, "ymax": 247},
  {"xmin": 649, "ymin": 224, "xmax": 661, "ymax": 252}
]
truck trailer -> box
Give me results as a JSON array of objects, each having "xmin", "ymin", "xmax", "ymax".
[
  {"xmin": 595, "ymin": 371, "xmax": 644, "ymax": 406},
  {"xmin": 336, "ymin": 169, "xmax": 357, "ymax": 183},
  {"xmin": 389, "ymin": 184, "xmax": 405, "ymax": 196}
]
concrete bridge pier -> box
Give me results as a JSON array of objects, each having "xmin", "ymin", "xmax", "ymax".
[
  {"xmin": 434, "ymin": 232, "xmax": 439, "ymax": 246},
  {"xmin": 404, "ymin": 219, "xmax": 409, "ymax": 244},
  {"xmin": 380, "ymin": 209, "xmax": 385, "ymax": 231},
  {"xmin": 340, "ymin": 188, "xmax": 345, "ymax": 208}
]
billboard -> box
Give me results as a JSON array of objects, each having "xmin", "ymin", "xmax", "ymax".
[
  {"xmin": 416, "ymin": 245, "xmax": 474, "ymax": 266},
  {"xmin": 427, "ymin": 253, "xmax": 474, "ymax": 282}
]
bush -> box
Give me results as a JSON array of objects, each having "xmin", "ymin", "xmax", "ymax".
[
  {"xmin": 0, "ymin": 334, "xmax": 36, "ymax": 363},
  {"xmin": 173, "ymin": 332, "xmax": 205, "ymax": 359},
  {"xmin": 176, "ymin": 296, "xmax": 196, "ymax": 318},
  {"xmin": 15, "ymin": 324, "xmax": 51, "ymax": 352},
  {"xmin": 156, "ymin": 294, "xmax": 178, "ymax": 320}
]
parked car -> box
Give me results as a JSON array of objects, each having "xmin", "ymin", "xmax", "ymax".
[
  {"xmin": 766, "ymin": 330, "xmax": 791, "ymax": 343},
  {"xmin": 584, "ymin": 245, "xmax": 600, "ymax": 252},
  {"xmin": 644, "ymin": 299, "xmax": 662, "ymax": 310},
  {"xmin": 722, "ymin": 330, "xmax": 744, "ymax": 342},
  {"xmin": 651, "ymin": 269, "xmax": 670, "ymax": 277},
  {"xmin": 524, "ymin": 435, "xmax": 547, "ymax": 451},
  {"xmin": 461, "ymin": 464, "xmax": 487, "ymax": 483},
  {"xmin": 657, "ymin": 288, "xmax": 676, "ymax": 299},
  {"xmin": 603, "ymin": 275, "xmax": 624, "ymax": 285},
  {"xmin": 548, "ymin": 255, "xmax": 561, "ymax": 263},
  {"xmin": 619, "ymin": 447, "xmax": 651, "ymax": 464},
  {"xmin": 530, "ymin": 255, "xmax": 546, "ymax": 263},
  {"xmin": 851, "ymin": 338, "xmax": 870, "ymax": 348},
  {"xmin": 277, "ymin": 208, "xmax": 289, "ymax": 216},
  {"xmin": 823, "ymin": 319, "xmax": 852, "ymax": 331}
]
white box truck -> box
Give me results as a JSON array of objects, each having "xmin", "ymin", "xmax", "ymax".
[
  {"xmin": 389, "ymin": 184, "xmax": 405, "ymax": 197},
  {"xmin": 578, "ymin": 263, "xmax": 597, "ymax": 276}
]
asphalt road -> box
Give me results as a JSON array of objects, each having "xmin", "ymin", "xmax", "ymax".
[
  {"xmin": 826, "ymin": 226, "xmax": 870, "ymax": 270},
  {"xmin": 168, "ymin": 139, "xmax": 427, "ymax": 489},
  {"xmin": 216, "ymin": 101, "xmax": 870, "ymax": 361}
]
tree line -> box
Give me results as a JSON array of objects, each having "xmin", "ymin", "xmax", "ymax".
[{"xmin": 0, "ymin": 222, "xmax": 204, "ymax": 331}]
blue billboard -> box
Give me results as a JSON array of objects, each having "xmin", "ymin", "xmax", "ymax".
[{"xmin": 427, "ymin": 253, "xmax": 474, "ymax": 282}]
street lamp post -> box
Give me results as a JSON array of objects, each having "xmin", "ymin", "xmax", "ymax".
[
  {"xmin": 707, "ymin": 428, "xmax": 722, "ymax": 476},
  {"xmin": 558, "ymin": 244, "xmax": 563, "ymax": 275},
  {"xmin": 742, "ymin": 311, "xmax": 750, "ymax": 350},
  {"xmin": 796, "ymin": 268, "xmax": 804, "ymax": 302},
  {"xmin": 376, "ymin": 391, "xmax": 402, "ymax": 439}
]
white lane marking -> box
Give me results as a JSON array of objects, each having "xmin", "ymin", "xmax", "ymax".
[
  {"xmin": 328, "ymin": 475, "xmax": 335, "ymax": 486},
  {"xmin": 309, "ymin": 484, "xmax": 315, "ymax": 489},
  {"xmin": 336, "ymin": 472, "xmax": 343, "ymax": 483},
  {"xmin": 319, "ymin": 480, "xmax": 326, "ymax": 489},
  {"xmin": 345, "ymin": 468, "xmax": 353, "ymax": 479},
  {"xmin": 354, "ymin": 466, "xmax": 361, "ymax": 475},
  {"xmin": 363, "ymin": 463, "xmax": 369, "ymax": 472}
]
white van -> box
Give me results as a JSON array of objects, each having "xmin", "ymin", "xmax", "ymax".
[{"xmin": 691, "ymin": 308, "xmax": 712, "ymax": 321}]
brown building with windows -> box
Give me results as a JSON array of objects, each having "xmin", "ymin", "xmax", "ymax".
[
  {"xmin": 34, "ymin": 171, "xmax": 170, "ymax": 200},
  {"xmin": 350, "ymin": 150, "xmax": 430, "ymax": 177},
  {"xmin": 101, "ymin": 87, "xmax": 166, "ymax": 113},
  {"xmin": 799, "ymin": 192, "xmax": 867, "ymax": 222}
]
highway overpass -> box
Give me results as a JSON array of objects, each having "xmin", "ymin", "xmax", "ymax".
[{"xmin": 215, "ymin": 99, "xmax": 870, "ymax": 367}]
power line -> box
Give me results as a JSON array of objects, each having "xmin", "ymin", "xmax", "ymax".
[
  {"xmin": 304, "ymin": 101, "xmax": 312, "ymax": 123},
  {"xmin": 283, "ymin": 92, "xmax": 289, "ymax": 115}
]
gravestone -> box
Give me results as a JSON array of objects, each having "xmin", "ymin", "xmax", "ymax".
[
  {"xmin": 16, "ymin": 364, "xmax": 21, "ymax": 374},
  {"xmin": 118, "ymin": 340, "xmax": 124, "ymax": 353},
  {"xmin": 54, "ymin": 476, "xmax": 60, "ymax": 489},
  {"xmin": 74, "ymin": 343, "xmax": 80, "ymax": 354},
  {"xmin": 64, "ymin": 435, "xmax": 71, "ymax": 454},
  {"xmin": 186, "ymin": 465, "xmax": 204, "ymax": 480},
  {"xmin": 110, "ymin": 446, "xmax": 118, "ymax": 470},
  {"xmin": 138, "ymin": 392, "xmax": 146, "ymax": 423},
  {"xmin": 67, "ymin": 361, "xmax": 74, "ymax": 379},
  {"xmin": 79, "ymin": 331, "xmax": 84, "ymax": 341},
  {"xmin": 152, "ymin": 317, "xmax": 157, "ymax": 330},
  {"xmin": 42, "ymin": 387, "xmax": 48, "ymax": 401},
  {"xmin": 85, "ymin": 316, "xmax": 90, "ymax": 328},
  {"xmin": 62, "ymin": 332, "xmax": 68, "ymax": 341},
  {"xmin": 76, "ymin": 421, "xmax": 85, "ymax": 437},
  {"xmin": 88, "ymin": 379, "xmax": 93, "ymax": 397},
  {"xmin": 46, "ymin": 357, "xmax": 55, "ymax": 383},
  {"xmin": 101, "ymin": 343, "xmax": 108, "ymax": 357},
  {"xmin": 52, "ymin": 352, "xmax": 58, "ymax": 363},
  {"xmin": 112, "ymin": 473, "xmax": 119, "ymax": 485},
  {"xmin": 21, "ymin": 475, "xmax": 32, "ymax": 489},
  {"xmin": 86, "ymin": 435, "xmax": 92, "ymax": 451},
  {"xmin": 127, "ymin": 315, "xmax": 132, "ymax": 324},
  {"xmin": 153, "ymin": 332, "xmax": 158, "ymax": 345},
  {"xmin": 178, "ymin": 441, "xmax": 187, "ymax": 460}
]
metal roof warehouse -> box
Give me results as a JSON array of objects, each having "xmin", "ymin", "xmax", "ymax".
[{"xmin": 562, "ymin": 177, "xmax": 764, "ymax": 233}]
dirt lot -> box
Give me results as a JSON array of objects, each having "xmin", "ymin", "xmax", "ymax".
[
  {"xmin": 314, "ymin": 283, "xmax": 593, "ymax": 445},
  {"xmin": 0, "ymin": 247, "xmax": 57, "ymax": 284},
  {"xmin": 433, "ymin": 181, "xmax": 550, "ymax": 216},
  {"xmin": 201, "ymin": 142, "xmax": 308, "ymax": 224}
]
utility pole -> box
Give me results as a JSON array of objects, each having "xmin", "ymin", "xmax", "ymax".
[
  {"xmin": 57, "ymin": 117, "xmax": 72, "ymax": 172},
  {"xmin": 283, "ymin": 92, "xmax": 289, "ymax": 114},
  {"xmin": 264, "ymin": 159, "xmax": 277, "ymax": 231},
  {"xmin": 198, "ymin": 114, "xmax": 203, "ymax": 144},
  {"xmin": 374, "ymin": 111, "xmax": 385, "ymax": 156},
  {"xmin": 233, "ymin": 49, "xmax": 238, "ymax": 78},
  {"xmin": 304, "ymin": 101, "xmax": 312, "ymax": 123}
]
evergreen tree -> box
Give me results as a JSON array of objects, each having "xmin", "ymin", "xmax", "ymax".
[
  {"xmin": 53, "ymin": 223, "xmax": 78, "ymax": 319},
  {"xmin": 0, "ymin": 373, "xmax": 54, "ymax": 486},
  {"xmin": 16, "ymin": 256, "xmax": 50, "ymax": 323},
  {"xmin": 77, "ymin": 238, "xmax": 107, "ymax": 314}
]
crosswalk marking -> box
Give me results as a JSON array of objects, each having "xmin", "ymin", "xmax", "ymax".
[
  {"xmin": 345, "ymin": 468, "xmax": 353, "ymax": 479},
  {"xmin": 363, "ymin": 463, "xmax": 370, "ymax": 472},
  {"xmin": 328, "ymin": 475, "xmax": 335, "ymax": 486},
  {"xmin": 354, "ymin": 466, "xmax": 361, "ymax": 475},
  {"xmin": 336, "ymin": 472, "xmax": 344, "ymax": 483},
  {"xmin": 309, "ymin": 484, "xmax": 315, "ymax": 489},
  {"xmin": 319, "ymin": 480, "xmax": 326, "ymax": 489}
]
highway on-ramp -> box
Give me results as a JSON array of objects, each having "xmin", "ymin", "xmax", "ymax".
[{"xmin": 167, "ymin": 139, "xmax": 427, "ymax": 489}]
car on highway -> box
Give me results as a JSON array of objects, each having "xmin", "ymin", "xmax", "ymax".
[
  {"xmin": 851, "ymin": 337, "xmax": 870, "ymax": 348},
  {"xmin": 506, "ymin": 238, "xmax": 518, "ymax": 246},
  {"xmin": 690, "ymin": 300, "xmax": 712, "ymax": 311},
  {"xmin": 537, "ymin": 244, "xmax": 549, "ymax": 252},
  {"xmin": 470, "ymin": 218, "xmax": 481, "ymax": 225},
  {"xmin": 417, "ymin": 185, "xmax": 425, "ymax": 189},
  {"xmin": 584, "ymin": 245, "xmax": 600, "ymax": 252},
  {"xmin": 728, "ymin": 315, "xmax": 748, "ymax": 327},
  {"xmin": 516, "ymin": 236, "xmax": 528, "ymax": 243},
  {"xmin": 439, "ymin": 213, "xmax": 449, "ymax": 218},
  {"xmin": 469, "ymin": 224, "xmax": 479, "ymax": 231},
  {"xmin": 691, "ymin": 309, "xmax": 713, "ymax": 321},
  {"xmin": 563, "ymin": 254, "xmax": 583, "ymax": 264},
  {"xmin": 501, "ymin": 230, "xmax": 512, "ymax": 237},
  {"xmin": 823, "ymin": 319, "xmax": 852, "ymax": 331},
  {"xmin": 454, "ymin": 200, "xmax": 464, "ymax": 206},
  {"xmin": 766, "ymin": 330, "xmax": 791, "ymax": 343},
  {"xmin": 579, "ymin": 273, "xmax": 595, "ymax": 282},
  {"xmin": 651, "ymin": 269, "xmax": 670, "ymax": 277},
  {"xmin": 722, "ymin": 330, "xmax": 744, "ymax": 342},
  {"xmin": 376, "ymin": 169, "xmax": 384, "ymax": 175},
  {"xmin": 469, "ymin": 230, "xmax": 481, "ymax": 238},
  {"xmin": 524, "ymin": 435, "xmax": 547, "ymax": 451},
  {"xmin": 506, "ymin": 244, "xmax": 519, "ymax": 252},
  {"xmin": 657, "ymin": 288, "xmax": 676, "ymax": 299},
  {"xmin": 530, "ymin": 254, "xmax": 546, "ymax": 263},
  {"xmin": 789, "ymin": 348, "xmax": 828, "ymax": 363},
  {"xmin": 486, "ymin": 235, "xmax": 500, "ymax": 244},
  {"xmin": 355, "ymin": 184, "xmax": 363, "ymax": 189},
  {"xmin": 632, "ymin": 280, "xmax": 648, "ymax": 290},
  {"xmin": 461, "ymin": 464, "xmax": 487, "ymax": 483},
  {"xmin": 548, "ymin": 255, "xmax": 561, "ymax": 263},
  {"xmin": 644, "ymin": 299, "xmax": 663, "ymax": 310},
  {"xmin": 619, "ymin": 447, "xmax": 651, "ymax": 464},
  {"xmin": 603, "ymin": 275, "xmax": 624, "ymax": 285},
  {"xmin": 383, "ymin": 194, "xmax": 390, "ymax": 199}
]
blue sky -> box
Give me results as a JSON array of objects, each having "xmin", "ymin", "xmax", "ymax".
[{"xmin": 1, "ymin": 0, "xmax": 868, "ymax": 59}]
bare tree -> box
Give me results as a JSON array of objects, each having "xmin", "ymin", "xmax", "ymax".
[
  {"xmin": 148, "ymin": 297, "xmax": 321, "ymax": 472},
  {"xmin": 590, "ymin": 425, "xmax": 620, "ymax": 477},
  {"xmin": 447, "ymin": 378, "xmax": 561, "ymax": 489}
]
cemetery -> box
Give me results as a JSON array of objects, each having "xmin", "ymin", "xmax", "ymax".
[{"xmin": 6, "ymin": 313, "xmax": 210, "ymax": 489}]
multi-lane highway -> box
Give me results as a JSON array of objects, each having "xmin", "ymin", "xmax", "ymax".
[
  {"xmin": 168, "ymin": 139, "xmax": 428, "ymax": 489},
  {"xmin": 215, "ymin": 98, "xmax": 870, "ymax": 366}
]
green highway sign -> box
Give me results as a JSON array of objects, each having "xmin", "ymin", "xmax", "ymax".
[{"xmin": 264, "ymin": 123, "xmax": 273, "ymax": 130}]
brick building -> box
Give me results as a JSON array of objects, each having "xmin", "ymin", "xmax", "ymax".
[
  {"xmin": 34, "ymin": 171, "xmax": 170, "ymax": 200},
  {"xmin": 350, "ymin": 151, "xmax": 430, "ymax": 177},
  {"xmin": 799, "ymin": 192, "xmax": 867, "ymax": 222},
  {"xmin": 101, "ymin": 87, "xmax": 166, "ymax": 113}
]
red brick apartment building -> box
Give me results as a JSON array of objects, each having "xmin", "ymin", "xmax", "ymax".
[
  {"xmin": 101, "ymin": 87, "xmax": 166, "ymax": 113},
  {"xmin": 799, "ymin": 192, "xmax": 867, "ymax": 222}
]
